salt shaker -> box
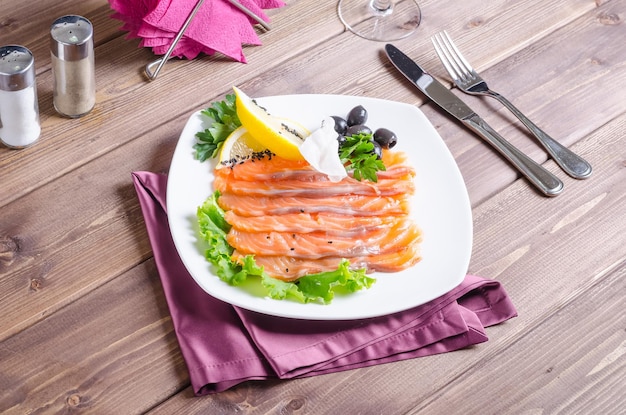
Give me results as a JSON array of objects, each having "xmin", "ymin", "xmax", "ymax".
[
  {"xmin": 0, "ymin": 45, "xmax": 41, "ymax": 148},
  {"xmin": 50, "ymin": 15, "xmax": 96, "ymax": 118}
]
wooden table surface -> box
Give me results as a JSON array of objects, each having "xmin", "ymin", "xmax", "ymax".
[{"xmin": 1, "ymin": 0, "xmax": 625, "ymax": 413}]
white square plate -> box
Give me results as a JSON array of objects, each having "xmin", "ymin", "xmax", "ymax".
[{"xmin": 167, "ymin": 94, "xmax": 472, "ymax": 320}]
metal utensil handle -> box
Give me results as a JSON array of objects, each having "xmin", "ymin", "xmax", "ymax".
[
  {"xmin": 227, "ymin": 0, "xmax": 271, "ymax": 31},
  {"xmin": 488, "ymin": 91, "xmax": 592, "ymax": 179},
  {"xmin": 145, "ymin": 0, "xmax": 206, "ymax": 80},
  {"xmin": 464, "ymin": 114, "xmax": 563, "ymax": 196}
]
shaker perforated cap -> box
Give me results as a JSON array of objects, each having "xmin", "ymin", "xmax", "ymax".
[
  {"xmin": 0, "ymin": 45, "xmax": 35, "ymax": 91},
  {"xmin": 50, "ymin": 15, "xmax": 94, "ymax": 61}
]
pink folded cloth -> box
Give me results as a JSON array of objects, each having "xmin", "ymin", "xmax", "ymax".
[
  {"xmin": 132, "ymin": 171, "xmax": 517, "ymax": 395},
  {"xmin": 109, "ymin": 0, "xmax": 285, "ymax": 62}
]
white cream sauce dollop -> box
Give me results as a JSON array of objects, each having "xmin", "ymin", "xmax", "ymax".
[{"xmin": 299, "ymin": 116, "xmax": 348, "ymax": 183}]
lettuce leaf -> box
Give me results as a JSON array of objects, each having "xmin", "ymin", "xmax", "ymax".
[{"xmin": 196, "ymin": 192, "xmax": 375, "ymax": 304}]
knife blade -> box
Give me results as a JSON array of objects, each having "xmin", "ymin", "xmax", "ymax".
[{"xmin": 384, "ymin": 44, "xmax": 563, "ymax": 197}]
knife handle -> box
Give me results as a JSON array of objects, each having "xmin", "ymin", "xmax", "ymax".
[{"xmin": 464, "ymin": 114, "xmax": 564, "ymax": 197}]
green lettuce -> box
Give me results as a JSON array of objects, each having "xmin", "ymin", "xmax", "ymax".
[{"xmin": 196, "ymin": 192, "xmax": 375, "ymax": 304}]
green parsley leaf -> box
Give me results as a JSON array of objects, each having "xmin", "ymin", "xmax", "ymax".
[
  {"xmin": 339, "ymin": 133, "xmax": 386, "ymax": 182},
  {"xmin": 193, "ymin": 94, "xmax": 241, "ymax": 162}
]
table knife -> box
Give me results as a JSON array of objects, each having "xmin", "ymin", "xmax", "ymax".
[{"xmin": 384, "ymin": 44, "xmax": 563, "ymax": 197}]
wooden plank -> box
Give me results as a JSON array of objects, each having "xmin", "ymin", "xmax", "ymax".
[
  {"xmin": 0, "ymin": 260, "xmax": 189, "ymax": 414},
  {"xmin": 0, "ymin": 118, "xmax": 181, "ymax": 341},
  {"xmin": 410, "ymin": 262, "xmax": 626, "ymax": 414}
]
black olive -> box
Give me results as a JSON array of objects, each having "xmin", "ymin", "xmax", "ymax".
[
  {"xmin": 347, "ymin": 105, "xmax": 368, "ymax": 126},
  {"xmin": 346, "ymin": 124, "xmax": 372, "ymax": 136},
  {"xmin": 336, "ymin": 134, "xmax": 347, "ymax": 147},
  {"xmin": 373, "ymin": 128, "xmax": 398, "ymax": 149},
  {"xmin": 371, "ymin": 140, "xmax": 383, "ymax": 159},
  {"xmin": 331, "ymin": 116, "xmax": 348, "ymax": 135}
]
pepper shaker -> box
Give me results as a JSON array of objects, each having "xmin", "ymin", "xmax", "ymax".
[
  {"xmin": 50, "ymin": 15, "xmax": 96, "ymax": 118},
  {"xmin": 0, "ymin": 45, "xmax": 41, "ymax": 148}
]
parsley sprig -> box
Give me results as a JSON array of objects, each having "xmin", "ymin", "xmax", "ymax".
[
  {"xmin": 339, "ymin": 133, "xmax": 386, "ymax": 182},
  {"xmin": 193, "ymin": 94, "xmax": 240, "ymax": 162}
]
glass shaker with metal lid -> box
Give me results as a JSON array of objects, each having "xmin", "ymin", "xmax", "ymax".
[
  {"xmin": 0, "ymin": 45, "xmax": 41, "ymax": 148},
  {"xmin": 50, "ymin": 15, "xmax": 96, "ymax": 118}
]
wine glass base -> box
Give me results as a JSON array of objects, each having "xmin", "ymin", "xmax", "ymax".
[{"xmin": 338, "ymin": 0, "xmax": 422, "ymax": 42}]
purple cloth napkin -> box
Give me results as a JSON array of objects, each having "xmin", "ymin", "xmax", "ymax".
[{"xmin": 132, "ymin": 171, "xmax": 517, "ymax": 395}]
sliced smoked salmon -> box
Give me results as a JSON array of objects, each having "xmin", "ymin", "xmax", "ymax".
[
  {"xmin": 213, "ymin": 174, "xmax": 415, "ymax": 197},
  {"xmin": 227, "ymin": 220, "xmax": 421, "ymax": 259},
  {"xmin": 224, "ymin": 211, "xmax": 406, "ymax": 235},
  {"xmin": 215, "ymin": 149, "xmax": 422, "ymax": 281},
  {"xmin": 217, "ymin": 193, "xmax": 411, "ymax": 217},
  {"xmin": 231, "ymin": 241, "xmax": 421, "ymax": 281}
]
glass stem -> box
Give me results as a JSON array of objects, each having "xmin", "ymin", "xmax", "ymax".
[{"xmin": 370, "ymin": 0, "xmax": 393, "ymax": 14}]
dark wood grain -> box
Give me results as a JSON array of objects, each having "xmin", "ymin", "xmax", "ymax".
[
  {"xmin": 0, "ymin": 260, "xmax": 188, "ymax": 414},
  {"xmin": 1, "ymin": 0, "xmax": 625, "ymax": 413},
  {"xmin": 406, "ymin": 262, "xmax": 626, "ymax": 415}
]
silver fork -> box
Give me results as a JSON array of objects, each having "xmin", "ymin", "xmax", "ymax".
[{"xmin": 432, "ymin": 31, "xmax": 592, "ymax": 179}]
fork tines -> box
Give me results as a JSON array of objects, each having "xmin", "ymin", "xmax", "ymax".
[{"xmin": 431, "ymin": 31, "xmax": 474, "ymax": 83}]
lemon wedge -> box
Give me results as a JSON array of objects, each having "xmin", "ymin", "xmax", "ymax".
[
  {"xmin": 233, "ymin": 86, "xmax": 309, "ymax": 161},
  {"xmin": 217, "ymin": 126, "xmax": 268, "ymax": 168}
]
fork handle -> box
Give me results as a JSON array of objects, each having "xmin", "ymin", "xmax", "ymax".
[
  {"xmin": 464, "ymin": 114, "xmax": 563, "ymax": 196},
  {"xmin": 488, "ymin": 91, "xmax": 592, "ymax": 179}
]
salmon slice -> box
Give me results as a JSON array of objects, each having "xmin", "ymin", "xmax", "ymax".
[
  {"xmin": 227, "ymin": 221, "xmax": 422, "ymax": 259},
  {"xmin": 231, "ymin": 242, "xmax": 421, "ymax": 281},
  {"xmin": 214, "ymin": 174, "xmax": 415, "ymax": 197},
  {"xmin": 225, "ymin": 211, "xmax": 408, "ymax": 235},
  {"xmin": 218, "ymin": 149, "xmax": 414, "ymax": 181},
  {"xmin": 222, "ymin": 165, "xmax": 416, "ymax": 182},
  {"xmin": 217, "ymin": 193, "xmax": 411, "ymax": 217},
  {"xmin": 214, "ymin": 149, "xmax": 416, "ymax": 198},
  {"xmin": 221, "ymin": 162, "xmax": 415, "ymax": 182}
]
